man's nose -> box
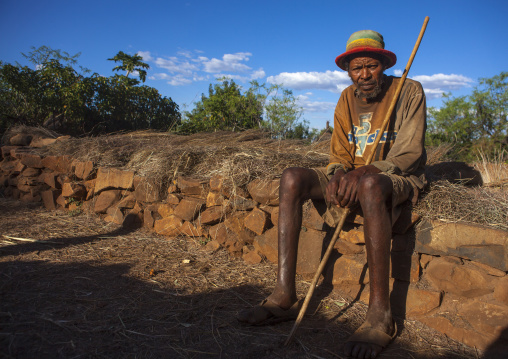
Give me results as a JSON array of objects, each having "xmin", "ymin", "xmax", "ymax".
[{"xmin": 360, "ymin": 67, "xmax": 370, "ymax": 79}]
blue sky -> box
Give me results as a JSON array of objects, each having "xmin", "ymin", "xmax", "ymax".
[{"xmin": 1, "ymin": 0, "xmax": 507, "ymax": 129}]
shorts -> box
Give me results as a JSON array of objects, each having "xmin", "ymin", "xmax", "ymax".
[{"xmin": 312, "ymin": 167, "xmax": 417, "ymax": 227}]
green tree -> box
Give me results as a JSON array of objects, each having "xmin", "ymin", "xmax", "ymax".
[
  {"xmin": 264, "ymin": 84, "xmax": 306, "ymax": 139},
  {"xmin": 108, "ymin": 51, "xmax": 150, "ymax": 83},
  {"xmin": 427, "ymin": 72, "xmax": 507, "ymax": 160},
  {"xmin": 179, "ymin": 78, "xmax": 264, "ymax": 133},
  {"xmin": 0, "ymin": 46, "xmax": 180, "ymax": 136}
]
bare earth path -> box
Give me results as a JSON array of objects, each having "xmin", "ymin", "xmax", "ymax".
[{"xmin": 0, "ymin": 198, "xmax": 479, "ymax": 359}]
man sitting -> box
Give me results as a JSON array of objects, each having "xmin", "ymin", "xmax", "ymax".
[{"xmin": 238, "ymin": 30, "xmax": 427, "ymax": 359}]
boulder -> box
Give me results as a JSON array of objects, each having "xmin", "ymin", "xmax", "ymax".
[
  {"xmin": 94, "ymin": 167, "xmax": 134, "ymax": 194},
  {"xmin": 247, "ymin": 178, "xmax": 279, "ymax": 205},
  {"xmin": 174, "ymin": 197, "xmax": 205, "ymax": 221},
  {"xmin": 154, "ymin": 215, "xmax": 183, "ymax": 236},
  {"xmin": 244, "ymin": 207, "xmax": 270, "ymax": 235},
  {"xmin": 416, "ymin": 220, "xmax": 508, "ymax": 271},
  {"xmin": 134, "ymin": 176, "xmax": 161, "ymax": 203},
  {"xmin": 94, "ymin": 190, "xmax": 121, "ymax": 213}
]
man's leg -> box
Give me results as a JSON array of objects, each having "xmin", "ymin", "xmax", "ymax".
[
  {"xmin": 268, "ymin": 167, "xmax": 324, "ymax": 309},
  {"xmin": 237, "ymin": 167, "xmax": 323, "ymax": 324},
  {"xmin": 344, "ymin": 173, "xmax": 395, "ymax": 359}
]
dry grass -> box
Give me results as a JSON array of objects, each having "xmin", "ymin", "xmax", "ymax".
[{"xmin": 0, "ymin": 198, "xmax": 480, "ymax": 358}]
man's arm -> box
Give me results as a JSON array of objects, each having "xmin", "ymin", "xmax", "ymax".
[{"xmin": 371, "ymin": 80, "xmax": 427, "ymax": 175}]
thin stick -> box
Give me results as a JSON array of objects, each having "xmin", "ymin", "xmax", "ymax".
[{"xmin": 285, "ymin": 16, "xmax": 430, "ymax": 346}]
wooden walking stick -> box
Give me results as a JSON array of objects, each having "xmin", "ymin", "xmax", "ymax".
[{"xmin": 285, "ymin": 16, "xmax": 429, "ymax": 346}]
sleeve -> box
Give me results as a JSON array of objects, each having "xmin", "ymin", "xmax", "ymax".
[
  {"xmin": 327, "ymin": 94, "xmax": 355, "ymax": 176},
  {"xmin": 371, "ymin": 81, "xmax": 427, "ymax": 175}
]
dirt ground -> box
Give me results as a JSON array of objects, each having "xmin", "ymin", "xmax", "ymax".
[{"xmin": 0, "ymin": 198, "xmax": 481, "ymax": 359}]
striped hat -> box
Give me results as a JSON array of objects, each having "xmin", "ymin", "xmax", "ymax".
[{"xmin": 335, "ymin": 30, "xmax": 397, "ymax": 71}]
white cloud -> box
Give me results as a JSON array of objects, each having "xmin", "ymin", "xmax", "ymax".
[
  {"xmin": 412, "ymin": 73, "xmax": 474, "ymax": 90},
  {"xmin": 137, "ymin": 51, "xmax": 153, "ymax": 62},
  {"xmin": 201, "ymin": 52, "xmax": 253, "ymax": 73},
  {"xmin": 140, "ymin": 50, "xmax": 263, "ymax": 86},
  {"xmin": 267, "ymin": 70, "xmax": 351, "ymax": 93}
]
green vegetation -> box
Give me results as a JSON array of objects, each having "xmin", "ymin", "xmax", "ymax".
[
  {"xmin": 178, "ymin": 78, "xmax": 314, "ymax": 139},
  {"xmin": 0, "ymin": 46, "xmax": 180, "ymax": 136},
  {"xmin": 427, "ymin": 72, "xmax": 507, "ymax": 161}
]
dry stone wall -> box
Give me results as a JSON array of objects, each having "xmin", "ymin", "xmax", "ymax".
[{"xmin": 1, "ymin": 143, "xmax": 507, "ymax": 352}]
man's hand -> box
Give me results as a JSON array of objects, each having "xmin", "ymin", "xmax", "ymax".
[{"xmin": 326, "ymin": 165, "xmax": 382, "ymax": 208}]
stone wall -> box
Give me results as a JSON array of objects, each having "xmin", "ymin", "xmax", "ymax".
[{"xmin": 1, "ymin": 144, "xmax": 507, "ymax": 352}]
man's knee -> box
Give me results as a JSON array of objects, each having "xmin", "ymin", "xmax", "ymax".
[
  {"xmin": 357, "ymin": 173, "xmax": 392, "ymax": 205},
  {"xmin": 280, "ymin": 167, "xmax": 315, "ymax": 201}
]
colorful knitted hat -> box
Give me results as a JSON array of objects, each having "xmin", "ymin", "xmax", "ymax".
[{"xmin": 335, "ymin": 30, "xmax": 397, "ymax": 71}]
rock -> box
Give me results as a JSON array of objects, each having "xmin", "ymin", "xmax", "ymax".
[
  {"xmin": 247, "ymin": 178, "xmax": 279, "ymax": 205},
  {"xmin": 20, "ymin": 192, "xmax": 41, "ymax": 202},
  {"xmin": 19, "ymin": 153, "xmax": 43, "ymax": 168},
  {"xmin": 94, "ymin": 190, "xmax": 121, "ymax": 213},
  {"xmin": 243, "ymin": 250, "xmax": 262, "ymax": 264},
  {"xmin": 333, "ymin": 239, "xmax": 365, "ymax": 255},
  {"xmin": 204, "ymin": 240, "xmax": 221, "ymax": 252},
  {"xmin": 157, "ymin": 203, "xmax": 175, "ymax": 218},
  {"xmin": 40, "ymin": 189, "xmax": 60, "ymax": 210},
  {"xmin": 154, "ymin": 215, "xmax": 183, "ymax": 236},
  {"xmin": 9, "ymin": 134, "xmax": 32, "ymax": 146},
  {"xmin": 116, "ymin": 194, "xmax": 136, "ymax": 209},
  {"xmin": 134, "ymin": 176, "xmax": 161, "ymax": 203},
  {"xmin": 328, "ymin": 253, "xmax": 369, "ymax": 285},
  {"xmin": 420, "ymin": 254, "xmax": 434, "ymax": 269},
  {"xmin": 180, "ymin": 221, "xmax": 203, "ymax": 237},
  {"xmin": 41, "ymin": 155, "xmax": 73, "ymax": 174},
  {"xmin": 122, "ymin": 211, "xmax": 143, "ymax": 229},
  {"xmin": 471, "ymin": 261, "xmax": 507, "ymax": 277},
  {"xmin": 174, "ymin": 197, "xmax": 205, "ymax": 221},
  {"xmin": 224, "ymin": 231, "xmax": 243, "ymax": 255},
  {"xmin": 393, "ymin": 287, "xmax": 441, "ymax": 317},
  {"xmin": 302, "ymin": 200, "xmax": 326, "ymax": 231},
  {"xmin": 460, "ymin": 300, "xmax": 508, "ymax": 338},
  {"xmin": 206, "ymin": 191, "xmax": 224, "ymax": 207},
  {"xmin": 419, "ymin": 316, "xmax": 493, "ymax": 350},
  {"xmin": 493, "ymin": 276, "xmax": 508, "ymax": 305},
  {"xmin": 341, "ymin": 226, "xmax": 365, "ymax": 244},
  {"xmin": 105, "ymin": 206, "xmax": 124, "ymax": 225},
  {"xmin": 253, "ymin": 226, "xmax": 327, "ymax": 277},
  {"xmin": 73, "ymin": 160, "xmax": 95, "ymax": 180},
  {"xmin": 38, "ymin": 171, "xmax": 59, "ymax": 189},
  {"xmin": 416, "ymin": 220, "xmax": 508, "ymax": 271},
  {"xmin": 229, "ymin": 196, "xmax": 258, "ymax": 211},
  {"xmin": 143, "ymin": 207, "xmax": 156, "ymax": 228},
  {"xmin": 29, "ymin": 137, "xmax": 57, "ymax": 147},
  {"xmin": 94, "ymin": 167, "xmax": 134, "ymax": 194},
  {"xmin": 1, "ymin": 146, "xmax": 19, "ymax": 160},
  {"xmin": 425, "ymin": 257, "xmax": 493, "ymax": 298},
  {"xmin": 244, "ymin": 207, "xmax": 270, "ymax": 235},
  {"xmin": 62, "ymin": 182, "xmax": 87, "ymax": 199},
  {"xmin": 208, "ymin": 223, "xmax": 228, "ymax": 245},
  {"xmin": 166, "ymin": 193, "xmax": 181, "ymax": 205},
  {"xmin": 21, "ymin": 167, "xmax": 41, "ymax": 177},
  {"xmin": 177, "ymin": 176, "xmax": 209, "ymax": 198},
  {"xmin": 199, "ymin": 206, "xmax": 227, "ymax": 225},
  {"xmin": 253, "ymin": 227, "xmax": 278, "ymax": 263},
  {"xmin": 224, "ymin": 212, "xmax": 256, "ymax": 244},
  {"xmin": 390, "ymin": 252, "xmax": 421, "ymax": 283},
  {"xmin": 271, "ymin": 206, "xmax": 279, "ymax": 227}
]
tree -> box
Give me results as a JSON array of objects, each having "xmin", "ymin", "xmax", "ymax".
[
  {"xmin": 264, "ymin": 84, "xmax": 306, "ymax": 139},
  {"xmin": 0, "ymin": 46, "xmax": 180, "ymax": 136},
  {"xmin": 427, "ymin": 72, "xmax": 507, "ymax": 160},
  {"xmin": 108, "ymin": 51, "xmax": 150, "ymax": 83},
  {"xmin": 179, "ymin": 78, "xmax": 264, "ymax": 133}
]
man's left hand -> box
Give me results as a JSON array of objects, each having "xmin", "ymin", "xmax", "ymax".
[{"xmin": 336, "ymin": 165, "xmax": 382, "ymax": 208}]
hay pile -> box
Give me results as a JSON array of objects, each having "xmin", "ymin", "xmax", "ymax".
[{"xmin": 3, "ymin": 127, "xmax": 507, "ymax": 230}]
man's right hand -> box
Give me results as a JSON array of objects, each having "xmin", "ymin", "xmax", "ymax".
[{"xmin": 326, "ymin": 169, "xmax": 347, "ymax": 207}]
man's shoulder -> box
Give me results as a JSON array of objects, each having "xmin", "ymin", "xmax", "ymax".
[{"xmin": 388, "ymin": 76, "xmax": 424, "ymax": 93}]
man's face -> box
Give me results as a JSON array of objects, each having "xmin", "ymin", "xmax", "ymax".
[{"xmin": 347, "ymin": 56, "xmax": 385, "ymax": 100}]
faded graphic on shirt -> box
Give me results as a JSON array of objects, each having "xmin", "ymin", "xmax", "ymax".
[{"xmin": 348, "ymin": 112, "xmax": 398, "ymax": 157}]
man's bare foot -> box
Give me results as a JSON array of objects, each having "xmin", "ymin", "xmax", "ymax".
[{"xmin": 343, "ymin": 309, "xmax": 395, "ymax": 358}]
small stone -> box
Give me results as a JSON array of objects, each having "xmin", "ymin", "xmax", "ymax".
[
  {"xmin": 244, "ymin": 207, "xmax": 270, "ymax": 235},
  {"xmin": 243, "ymin": 250, "xmax": 262, "ymax": 264}
]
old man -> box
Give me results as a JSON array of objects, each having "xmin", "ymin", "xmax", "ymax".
[{"xmin": 239, "ymin": 30, "xmax": 427, "ymax": 359}]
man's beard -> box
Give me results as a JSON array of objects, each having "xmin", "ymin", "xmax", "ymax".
[{"xmin": 356, "ymin": 79, "xmax": 384, "ymax": 100}]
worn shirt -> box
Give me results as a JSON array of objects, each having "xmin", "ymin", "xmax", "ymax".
[{"xmin": 327, "ymin": 75, "xmax": 427, "ymax": 190}]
